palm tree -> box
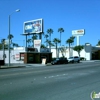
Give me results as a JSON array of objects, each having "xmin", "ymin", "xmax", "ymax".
[
  {"xmin": 53, "ymin": 38, "xmax": 61, "ymax": 58},
  {"xmin": 12, "ymin": 43, "xmax": 19, "ymax": 49},
  {"xmin": 47, "ymin": 28, "xmax": 53, "ymax": 51},
  {"xmin": 1, "ymin": 39, "xmax": 5, "ymax": 59},
  {"xmin": 7, "ymin": 34, "xmax": 14, "ymax": 40},
  {"xmin": 96, "ymin": 40, "xmax": 100, "ymax": 46},
  {"xmin": 47, "ymin": 28, "xmax": 53, "ymax": 41},
  {"xmin": 45, "ymin": 39, "xmax": 54, "ymax": 47},
  {"xmin": 7, "ymin": 34, "xmax": 14, "ymax": 48},
  {"xmin": 44, "ymin": 34, "xmax": 49, "ymax": 47},
  {"xmin": 27, "ymin": 39, "xmax": 31, "ymax": 47},
  {"xmin": 66, "ymin": 37, "xmax": 75, "ymax": 57},
  {"xmin": 41, "ymin": 44, "xmax": 46, "ymax": 48},
  {"xmin": 58, "ymin": 28, "xmax": 64, "ymax": 46},
  {"xmin": 32, "ymin": 34, "xmax": 38, "ymax": 47},
  {"xmin": 70, "ymin": 36, "xmax": 75, "ymax": 45}
]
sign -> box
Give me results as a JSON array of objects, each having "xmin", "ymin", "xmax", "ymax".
[
  {"xmin": 20, "ymin": 53, "xmax": 24, "ymax": 60},
  {"xmin": 15, "ymin": 54, "xmax": 20, "ymax": 60},
  {"xmin": 34, "ymin": 40, "xmax": 41, "ymax": 52},
  {"xmin": 42, "ymin": 58, "xmax": 46, "ymax": 65},
  {"xmin": 23, "ymin": 18, "xmax": 43, "ymax": 34},
  {"xmin": 72, "ymin": 29, "xmax": 85, "ymax": 36}
]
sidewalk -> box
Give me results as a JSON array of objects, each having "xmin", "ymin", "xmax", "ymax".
[
  {"xmin": 80, "ymin": 60, "xmax": 100, "ymax": 63},
  {"xmin": 0, "ymin": 63, "xmax": 51, "ymax": 69}
]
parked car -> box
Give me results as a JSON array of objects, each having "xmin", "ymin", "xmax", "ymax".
[
  {"xmin": 67, "ymin": 56, "xmax": 80, "ymax": 63},
  {"xmin": 51, "ymin": 57, "xmax": 68, "ymax": 65}
]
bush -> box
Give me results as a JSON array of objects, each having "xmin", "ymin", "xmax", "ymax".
[{"xmin": 80, "ymin": 57, "xmax": 86, "ymax": 61}]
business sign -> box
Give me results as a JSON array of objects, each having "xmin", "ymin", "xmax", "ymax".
[
  {"xmin": 34, "ymin": 40, "xmax": 41, "ymax": 52},
  {"xmin": 15, "ymin": 54, "xmax": 20, "ymax": 60},
  {"xmin": 72, "ymin": 29, "xmax": 85, "ymax": 36},
  {"xmin": 23, "ymin": 18, "xmax": 43, "ymax": 34}
]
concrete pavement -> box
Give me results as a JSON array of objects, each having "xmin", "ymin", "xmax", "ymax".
[{"xmin": 0, "ymin": 62, "xmax": 100, "ymax": 100}]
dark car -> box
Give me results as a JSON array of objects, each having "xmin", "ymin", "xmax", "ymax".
[{"xmin": 51, "ymin": 57, "xmax": 68, "ymax": 65}]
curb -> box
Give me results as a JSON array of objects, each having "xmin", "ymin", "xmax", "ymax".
[
  {"xmin": 0, "ymin": 66, "xmax": 26, "ymax": 69},
  {"xmin": 46, "ymin": 63, "xmax": 52, "ymax": 66}
]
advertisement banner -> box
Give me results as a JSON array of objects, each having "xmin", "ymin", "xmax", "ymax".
[
  {"xmin": 23, "ymin": 18, "xmax": 43, "ymax": 34},
  {"xmin": 34, "ymin": 40, "xmax": 41, "ymax": 52},
  {"xmin": 72, "ymin": 29, "xmax": 85, "ymax": 36}
]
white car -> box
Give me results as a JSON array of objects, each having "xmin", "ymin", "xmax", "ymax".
[{"xmin": 68, "ymin": 56, "xmax": 80, "ymax": 63}]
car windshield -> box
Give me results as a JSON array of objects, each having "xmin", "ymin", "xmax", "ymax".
[{"xmin": 69, "ymin": 57, "xmax": 73, "ymax": 59}]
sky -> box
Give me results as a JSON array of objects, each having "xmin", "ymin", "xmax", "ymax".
[{"xmin": 0, "ymin": 0, "xmax": 100, "ymax": 47}]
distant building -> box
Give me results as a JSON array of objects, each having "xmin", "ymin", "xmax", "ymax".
[{"xmin": 0, "ymin": 44, "xmax": 100, "ymax": 64}]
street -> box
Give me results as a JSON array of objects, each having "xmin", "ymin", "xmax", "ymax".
[{"xmin": 0, "ymin": 62, "xmax": 100, "ymax": 100}]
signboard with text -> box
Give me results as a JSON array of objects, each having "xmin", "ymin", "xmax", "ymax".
[
  {"xmin": 34, "ymin": 40, "xmax": 41, "ymax": 52},
  {"xmin": 72, "ymin": 29, "xmax": 85, "ymax": 36}
]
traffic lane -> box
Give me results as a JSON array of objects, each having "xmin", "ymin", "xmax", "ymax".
[
  {"xmin": 0, "ymin": 67, "xmax": 100, "ymax": 100},
  {"xmin": 0, "ymin": 61, "xmax": 99, "ymax": 76},
  {"xmin": 0, "ymin": 62, "xmax": 100, "ymax": 88},
  {"xmin": 0, "ymin": 62, "xmax": 100, "ymax": 80}
]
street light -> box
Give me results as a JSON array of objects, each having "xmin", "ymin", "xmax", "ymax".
[{"xmin": 8, "ymin": 9, "xmax": 20, "ymax": 67}]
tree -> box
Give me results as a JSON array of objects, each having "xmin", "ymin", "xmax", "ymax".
[
  {"xmin": 58, "ymin": 28, "xmax": 64, "ymax": 46},
  {"xmin": 27, "ymin": 39, "xmax": 31, "ymax": 47},
  {"xmin": 41, "ymin": 44, "xmax": 46, "ymax": 48},
  {"xmin": 44, "ymin": 34, "xmax": 49, "ymax": 47},
  {"xmin": 12, "ymin": 43, "xmax": 19, "ymax": 49},
  {"xmin": 7, "ymin": 34, "xmax": 14, "ymax": 48},
  {"xmin": 47, "ymin": 28, "xmax": 53, "ymax": 41},
  {"xmin": 0, "ymin": 43, "xmax": 2, "ymax": 50},
  {"xmin": 1, "ymin": 39, "xmax": 5, "ymax": 49},
  {"xmin": 47, "ymin": 28, "xmax": 53, "ymax": 51},
  {"xmin": 32, "ymin": 34, "xmax": 38, "ymax": 47},
  {"xmin": 59, "ymin": 45, "xmax": 67, "ymax": 58},
  {"xmin": 53, "ymin": 38, "xmax": 61, "ymax": 58},
  {"xmin": 7, "ymin": 34, "xmax": 14, "ymax": 40},
  {"xmin": 96, "ymin": 40, "xmax": 100, "ymax": 46},
  {"xmin": 66, "ymin": 36, "xmax": 75, "ymax": 57},
  {"xmin": 73, "ymin": 45, "xmax": 84, "ymax": 57},
  {"xmin": 45, "ymin": 39, "xmax": 54, "ymax": 47}
]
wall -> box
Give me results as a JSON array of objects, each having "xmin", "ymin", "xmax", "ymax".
[{"xmin": 0, "ymin": 47, "xmax": 25, "ymax": 64}]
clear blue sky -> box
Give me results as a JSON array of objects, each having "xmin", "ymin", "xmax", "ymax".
[{"xmin": 0, "ymin": 0, "xmax": 100, "ymax": 47}]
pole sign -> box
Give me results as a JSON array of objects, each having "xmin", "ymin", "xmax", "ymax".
[
  {"xmin": 34, "ymin": 40, "xmax": 41, "ymax": 52},
  {"xmin": 72, "ymin": 29, "xmax": 85, "ymax": 36}
]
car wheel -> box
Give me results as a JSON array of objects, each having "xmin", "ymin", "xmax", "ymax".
[
  {"xmin": 65, "ymin": 61, "xmax": 68, "ymax": 64},
  {"xmin": 72, "ymin": 60, "xmax": 74, "ymax": 63},
  {"xmin": 58, "ymin": 62, "xmax": 60, "ymax": 64},
  {"xmin": 77, "ymin": 60, "xmax": 80, "ymax": 63}
]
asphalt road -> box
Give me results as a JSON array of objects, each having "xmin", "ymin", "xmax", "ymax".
[{"xmin": 0, "ymin": 62, "xmax": 100, "ymax": 100}]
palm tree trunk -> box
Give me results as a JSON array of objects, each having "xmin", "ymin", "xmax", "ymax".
[
  {"xmin": 69, "ymin": 43, "xmax": 70, "ymax": 57},
  {"xmin": 56, "ymin": 43, "xmax": 57, "ymax": 58},
  {"xmin": 50, "ymin": 34, "xmax": 51, "ymax": 52},
  {"xmin": 60, "ymin": 32, "xmax": 61, "ymax": 46}
]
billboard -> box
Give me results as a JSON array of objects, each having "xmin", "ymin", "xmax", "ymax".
[
  {"xmin": 72, "ymin": 29, "xmax": 85, "ymax": 36},
  {"xmin": 23, "ymin": 18, "xmax": 43, "ymax": 34}
]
